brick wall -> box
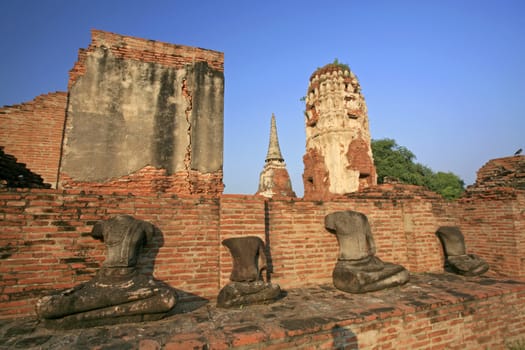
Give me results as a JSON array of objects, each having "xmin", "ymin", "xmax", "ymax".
[
  {"xmin": 457, "ymin": 189, "xmax": 525, "ymax": 277},
  {"xmin": 0, "ymin": 148, "xmax": 50, "ymax": 188},
  {"xmin": 0, "ymin": 189, "xmax": 222, "ymax": 317},
  {"xmin": 165, "ymin": 278, "xmax": 525, "ymax": 349},
  {"xmin": 347, "ymin": 288, "xmax": 525, "ymax": 350},
  {"xmin": 59, "ymin": 166, "xmax": 224, "ymax": 196},
  {"xmin": 69, "ymin": 29, "xmax": 224, "ymax": 89},
  {"xmin": 0, "ymin": 92, "xmax": 67, "ymax": 187},
  {"xmin": 266, "ymin": 284, "xmax": 525, "ymax": 349},
  {"xmin": 468, "ymin": 156, "xmax": 525, "ymax": 190},
  {"xmin": 1, "ymin": 30, "xmax": 225, "ymax": 197},
  {"xmin": 61, "ymin": 29, "xmax": 225, "ymax": 196},
  {"xmin": 3, "ymin": 184, "xmax": 522, "ymax": 319}
]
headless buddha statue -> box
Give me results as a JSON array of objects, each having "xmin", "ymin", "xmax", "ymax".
[
  {"xmin": 325, "ymin": 211, "xmax": 409, "ymax": 293},
  {"xmin": 36, "ymin": 215, "xmax": 176, "ymax": 328},
  {"xmin": 217, "ymin": 236, "xmax": 281, "ymax": 308},
  {"xmin": 435, "ymin": 226, "xmax": 489, "ymax": 276}
]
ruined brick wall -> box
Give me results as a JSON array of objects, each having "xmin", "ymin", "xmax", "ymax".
[
  {"xmin": 0, "ymin": 186, "xmax": 456, "ymax": 318},
  {"xmin": 468, "ymin": 155, "xmax": 525, "ymax": 191},
  {"xmin": 0, "ymin": 185, "xmax": 523, "ymax": 318},
  {"xmin": 220, "ymin": 185, "xmax": 458, "ymax": 289},
  {"xmin": 458, "ymin": 156, "xmax": 525, "ymax": 277},
  {"xmin": 457, "ymin": 189, "xmax": 525, "ymax": 277},
  {"xmin": 58, "ymin": 167, "xmax": 224, "ymax": 196},
  {"xmin": 68, "ymin": 29, "xmax": 224, "ymax": 88},
  {"xmin": 0, "ymin": 148, "xmax": 50, "ymax": 189},
  {"xmin": 0, "ymin": 30, "xmax": 225, "ymax": 196},
  {"xmin": 0, "ymin": 189, "xmax": 221, "ymax": 318},
  {"xmin": 256, "ymin": 167, "xmax": 296, "ymax": 198},
  {"xmin": 0, "ymin": 92, "xmax": 67, "ymax": 187},
  {"xmin": 60, "ymin": 29, "xmax": 225, "ymax": 196}
]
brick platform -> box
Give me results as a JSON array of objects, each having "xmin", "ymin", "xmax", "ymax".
[{"xmin": 1, "ymin": 273, "xmax": 524, "ymax": 349}]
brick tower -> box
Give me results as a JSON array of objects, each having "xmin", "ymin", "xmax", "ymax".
[
  {"xmin": 256, "ymin": 114, "xmax": 296, "ymax": 198},
  {"xmin": 302, "ymin": 62, "xmax": 376, "ymax": 200}
]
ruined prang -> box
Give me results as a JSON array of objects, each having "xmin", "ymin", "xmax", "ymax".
[
  {"xmin": 303, "ymin": 62, "xmax": 377, "ymax": 200},
  {"xmin": 256, "ymin": 114, "xmax": 296, "ymax": 198}
]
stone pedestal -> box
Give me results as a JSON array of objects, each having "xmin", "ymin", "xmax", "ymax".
[
  {"xmin": 217, "ymin": 236, "xmax": 281, "ymax": 308},
  {"xmin": 436, "ymin": 226, "xmax": 489, "ymax": 276},
  {"xmin": 325, "ymin": 211, "xmax": 409, "ymax": 293}
]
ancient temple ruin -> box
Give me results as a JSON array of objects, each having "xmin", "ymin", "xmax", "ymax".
[
  {"xmin": 303, "ymin": 63, "xmax": 377, "ymax": 200},
  {"xmin": 1, "ymin": 30, "xmax": 524, "ymax": 349},
  {"xmin": 0, "ymin": 30, "xmax": 225, "ymax": 196},
  {"xmin": 256, "ymin": 114, "xmax": 295, "ymax": 198},
  {"xmin": 468, "ymin": 155, "xmax": 525, "ymax": 191}
]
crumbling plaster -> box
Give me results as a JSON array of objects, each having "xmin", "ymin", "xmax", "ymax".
[
  {"xmin": 60, "ymin": 46, "xmax": 223, "ymax": 183},
  {"xmin": 303, "ymin": 65, "xmax": 376, "ymax": 198}
]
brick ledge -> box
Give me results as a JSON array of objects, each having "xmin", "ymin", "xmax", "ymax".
[{"xmin": 1, "ymin": 273, "xmax": 524, "ymax": 349}]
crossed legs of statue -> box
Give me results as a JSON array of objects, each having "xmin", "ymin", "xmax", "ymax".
[
  {"xmin": 333, "ymin": 255, "xmax": 409, "ymax": 293},
  {"xmin": 36, "ymin": 268, "xmax": 176, "ymax": 328}
]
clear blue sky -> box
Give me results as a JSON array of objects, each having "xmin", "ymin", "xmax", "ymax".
[{"xmin": 1, "ymin": 0, "xmax": 524, "ymax": 196}]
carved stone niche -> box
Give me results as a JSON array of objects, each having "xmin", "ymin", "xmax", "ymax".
[
  {"xmin": 217, "ymin": 236, "xmax": 281, "ymax": 308},
  {"xmin": 435, "ymin": 226, "xmax": 489, "ymax": 276},
  {"xmin": 325, "ymin": 211, "xmax": 409, "ymax": 293},
  {"xmin": 35, "ymin": 215, "xmax": 176, "ymax": 329}
]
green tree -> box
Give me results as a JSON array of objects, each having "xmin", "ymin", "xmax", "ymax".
[
  {"xmin": 371, "ymin": 138, "xmax": 464, "ymax": 200},
  {"xmin": 426, "ymin": 171, "xmax": 465, "ymax": 200}
]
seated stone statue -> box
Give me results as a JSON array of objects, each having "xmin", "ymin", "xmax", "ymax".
[
  {"xmin": 325, "ymin": 211, "xmax": 409, "ymax": 293},
  {"xmin": 435, "ymin": 226, "xmax": 489, "ymax": 276},
  {"xmin": 217, "ymin": 236, "xmax": 281, "ymax": 308},
  {"xmin": 36, "ymin": 215, "xmax": 176, "ymax": 329}
]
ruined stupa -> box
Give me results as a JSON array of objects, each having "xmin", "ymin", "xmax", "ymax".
[
  {"xmin": 256, "ymin": 114, "xmax": 296, "ymax": 198},
  {"xmin": 303, "ymin": 62, "xmax": 377, "ymax": 200}
]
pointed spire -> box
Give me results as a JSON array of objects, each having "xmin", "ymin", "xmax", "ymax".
[
  {"xmin": 256, "ymin": 113, "xmax": 296, "ymax": 198},
  {"xmin": 266, "ymin": 113, "xmax": 284, "ymax": 162}
]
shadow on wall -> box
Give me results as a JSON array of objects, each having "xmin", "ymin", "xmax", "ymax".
[
  {"xmin": 137, "ymin": 224, "xmax": 164, "ymax": 275},
  {"xmin": 0, "ymin": 147, "xmax": 51, "ymax": 189},
  {"xmin": 264, "ymin": 200, "xmax": 274, "ymax": 282},
  {"xmin": 138, "ymin": 224, "xmax": 209, "ymax": 309},
  {"xmin": 332, "ymin": 325, "xmax": 358, "ymax": 349}
]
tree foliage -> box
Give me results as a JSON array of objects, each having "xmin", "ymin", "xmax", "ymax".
[{"xmin": 371, "ymin": 138, "xmax": 465, "ymax": 200}]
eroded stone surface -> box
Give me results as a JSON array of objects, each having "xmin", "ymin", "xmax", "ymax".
[
  {"xmin": 35, "ymin": 215, "xmax": 176, "ymax": 329},
  {"xmin": 2, "ymin": 275, "xmax": 524, "ymax": 349},
  {"xmin": 256, "ymin": 114, "xmax": 295, "ymax": 198},
  {"xmin": 325, "ymin": 211, "xmax": 409, "ymax": 293},
  {"xmin": 303, "ymin": 63, "xmax": 376, "ymax": 200},
  {"xmin": 436, "ymin": 226, "xmax": 489, "ymax": 276},
  {"xmin": 218, "ymin": 236, "xmax": 281, "ymax": 308},
  {"xmin": 217, "ymin": 281, "xmax": 282, "ymax": 308},
  {"xmin": 59, "ymin": 30, "xmax": 224, "ymax": 195}
]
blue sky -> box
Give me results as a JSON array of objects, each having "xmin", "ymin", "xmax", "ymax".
[{"xmin": 1, "ymin": 0, "xmax": 524, "ymax": 196}]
